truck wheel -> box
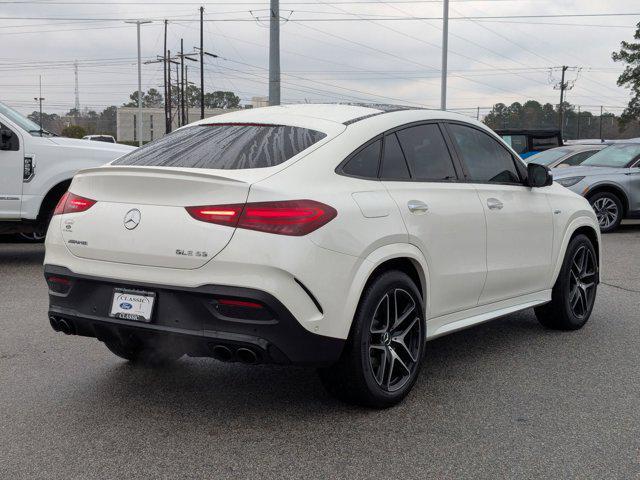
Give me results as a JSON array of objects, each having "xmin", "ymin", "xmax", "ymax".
[
  {"xmin": 17, "ymin": 212, "xmax": 51, "ymax": 243},
  {"xmin": 18, "ymin": 229, "xmax": 47, "ymax": 243}
]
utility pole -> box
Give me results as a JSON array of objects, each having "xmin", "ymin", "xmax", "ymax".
[
  {"xmin": 180, "ymin": 38, "xmax": 185, "ymax": 127},
  {"xmin": 73, "ymin": 61, "xmax": 80, "ymax": 113},
  {"xmin": 125, "ymin": 20, "xmax": 152, "ymax": 146},
  {"xmin": 194, "ymin": 45, "xmax": 218, "ymax": 115},
  {"xmin": 163, "ymin": 20, "xmax": 169, "ymax": 134},
  {"xmin": 175, "ymin": 64, "xmax": 180, "ymax": 125},
  {"xmin": 200, "ymin": 6, "xmax": 205, "ymax": 119},
  {"xmin": 557, "ymin": 65, "xmax": 568, "ymax": 139},
  {"xmin": 269, "ymin": 0, "xmax": 281, "ymax": 106},
  {"xmin": 185, "ymin": 65, "xmax": 189, "ymax": 124},
  {"xmin": 167, "ymin": 49, "xmax": 172, "ymax": 132},
  {"xmin": 476, "ymin": 106, "xmax": 480, "ymax": 121},
  {"xmin": 440, "ymin": 0, "xmax": 449, "ymax": 111},
  {"xmin": 599, "ymin": 105, "xmax": 604, "ymax": 141},
  {"xmin": 576, "ymin": 106, "xmax": 581, "ymax": 139},
  {"xmin": 174, "ymin": 43, "xmax": 198, "ymax": 126},
  {"xmin": 34, "ymin": 75, "xmax": 44, "ymax": 134},
  {"xmin": 145, "ymin": 50, "xmax": 179, "ymax": 133}
]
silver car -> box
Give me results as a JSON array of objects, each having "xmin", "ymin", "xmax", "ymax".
[
  {"xmin": 528, "ymin": 144, "xmax": 607, "ymax": 169},
  {"xmin": 553, "ymin": 143, "xmax": 640, "ymax": 232}
]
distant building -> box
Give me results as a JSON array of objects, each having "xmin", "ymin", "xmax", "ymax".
[
  {"xmin": 251, "ymin": 96, "xmax": 269, "ymax": 108},
  {"xmin": 116, "ymin": 107, "xmax": 240, "ymax": 143}
]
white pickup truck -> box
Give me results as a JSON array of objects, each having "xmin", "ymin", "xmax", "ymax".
[{"xmin": 0, "ymin": 102, "xmax": 134, "ymax": 240}]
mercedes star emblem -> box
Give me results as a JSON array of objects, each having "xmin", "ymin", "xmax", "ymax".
[{"xmin": 123, "ymin": 208, "xmax": 141, "ymax": 230}]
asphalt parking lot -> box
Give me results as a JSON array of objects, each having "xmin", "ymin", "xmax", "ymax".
[{"xmin": 1, "ymin": 224, "xmax": 639, "ymax": 480}]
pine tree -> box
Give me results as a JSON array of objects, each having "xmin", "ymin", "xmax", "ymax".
[{"xmin": 612, "ymin": 22, "xmax": 640, "ymax": 125}]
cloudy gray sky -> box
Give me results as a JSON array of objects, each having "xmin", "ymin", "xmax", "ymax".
[{"xmin": 1, "ymin": 0, "xmax": 638, "ymax": 117}]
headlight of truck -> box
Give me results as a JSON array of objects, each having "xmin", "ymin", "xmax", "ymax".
[{"xmin": 556, "ymin": 176, "xmax": 585, "ymax": 187}]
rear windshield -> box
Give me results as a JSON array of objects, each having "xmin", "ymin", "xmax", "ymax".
[{"xmin": 113, "ymin": 124, "xmax": 326, "ymax": 169}]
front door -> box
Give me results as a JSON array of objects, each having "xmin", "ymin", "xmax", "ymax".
[
  {"xmin": 0, "ymin": 122, "xmax": 24, "ymax": 219},
  {"xmin": 627, "ymin": 162, "xmax": 640, "ymax": 214},
  {"xmin": 381, "ymin": 123, "xmax": 487, "ymax": 318},
  {"xmin": 445, "ymin": 122, "xmax": 554, "ymax": 304}
]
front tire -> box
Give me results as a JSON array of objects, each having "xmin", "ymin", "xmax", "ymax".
[
  {"xmin": 318, "ymin": 270, "xmax": 425, "ymax": 408},
  {"xmin": 535, "ymin": 234, "xmax": 598, "ymax": 330},
  {"xmin": 589, "ymin": 191, "xmax": 622, "ymax": 233}
]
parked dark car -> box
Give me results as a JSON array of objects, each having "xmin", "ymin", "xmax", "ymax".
[{"xmin": 495, "ymin": 129, "xmax": 562, "ymax": 159}]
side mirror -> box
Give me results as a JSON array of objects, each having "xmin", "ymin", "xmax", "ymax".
[
  {"xmin": 0, "ymin": 128, "xmax": 13, "ymax": 150},
  {"xmin": 527, "ymin": 162, "xmax": 553, "ymax": 188}
]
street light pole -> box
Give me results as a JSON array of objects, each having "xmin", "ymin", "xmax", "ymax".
[
  {"xmin": 269, "ymin": 0, "xmax": 281, "ymax": 106},
  {"xmin": 125, "ymin": 20, "xmax": 151, "ymax": 146},
  {"xmin": 34, "ymin": 75, "xmax": 44, "ymax": 135},
  {"xmin": 200, "ymin": 6, "xmax": 205, "ymax": 119},
  {"xmin": 440, "ymin": 0, "xmax": 449, "ymax": 111}
]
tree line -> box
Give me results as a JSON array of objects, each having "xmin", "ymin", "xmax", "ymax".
[
  {"xmin": 26, "ymin": 87, "xmax": 242, "ymax": 138},
  {"xmin": 483, "ymin": 101, "xmax": 640, "ymax": 140},
  {"xmin": 123, "ymin": 87, "xmax": 241, "ymax": 110}
]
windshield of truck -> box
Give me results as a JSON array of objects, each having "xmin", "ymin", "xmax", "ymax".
[{"xmin": 0, "ymin": 102, "xmax": 49, "ymax": 136}]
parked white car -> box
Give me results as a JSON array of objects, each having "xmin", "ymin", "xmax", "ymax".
[
  {"xmin": 44, "ymin": 104, "xmax": 601, "ymax": 407},
  {"xmin": 82, "ymin": 135, "xmax": 117, "ymax": 144},
  {"xmin": 0, "ymin": 102, "xmax": 134, "ymax": 240}
]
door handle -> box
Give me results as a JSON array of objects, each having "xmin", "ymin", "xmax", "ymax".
[
  {"xmin": 486, "ymin": 198, "xmax": 504, "ymax": 210},
  {"xmin": 407, "ymin": 200, "xmax": 429, "ymax": 214}
]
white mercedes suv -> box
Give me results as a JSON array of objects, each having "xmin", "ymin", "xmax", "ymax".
[{"xmin": 44, "ymin": 104, "xmax": 601, "ymax": 407}]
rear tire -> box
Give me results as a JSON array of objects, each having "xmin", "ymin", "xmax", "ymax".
[
  {"xmin": 589, "ymin": 191, "xmax": 622, "ymax": 233},
  {"xmin": 104, "ymin": 339, "xmax": 182, "ymax": 364},
  {"xmin": 535, "ymin": 234, "xmax": 598, "ymax": 330},
  {"xmin": 318, "ymin": 270, "xmax": 425, "ymax": 408}
]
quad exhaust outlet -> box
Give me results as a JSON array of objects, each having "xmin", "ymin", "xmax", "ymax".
[{"xmin": 211, "ymin": 344, "xmax": 259, "ymax": 364}]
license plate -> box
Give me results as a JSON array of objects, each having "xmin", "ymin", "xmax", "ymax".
[{"xmin": 109, "ymin": 288, "xmax": 156, "ymax": 322}]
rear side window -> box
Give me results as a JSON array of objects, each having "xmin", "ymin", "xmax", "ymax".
[
  {"xmin": 381, "ymin": 133, "xmax": 410, "ymax": 180},
  {"xmin": 342, "ymin": 139, "xmax": 381, "ymax": 178},
  {"xmin": 448, "ymin": 124, "xmax": 521, "ymax": 184},
  {"xmin": 563, "ymin": 150, "xmax": 598, "ymax": 166},
  {"xmin": 502, "ymin": 134, "xmax": 528, "ymax": 154},
  {"xmin": 113, "ymin": 124, "xmax": 326, "ymax": 169},
  {"xmin": 532, "ymin": 135, "xmax": 560, "ymax": 151},
  {"xmin": 396, "ymin": 124, "xmax": 457, "ymax": 181}
]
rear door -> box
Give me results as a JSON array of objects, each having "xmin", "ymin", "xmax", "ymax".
[
  {"xmin": 381, "ymin": 122, "xmax": 487, "ymax": 318},
  {"xmin": 0, "ymin": 122, "xmax": 24, "ymax": 219},
  {"xmin": 445, "ymin": 122, "xmax": 554, "ymax": 304}
]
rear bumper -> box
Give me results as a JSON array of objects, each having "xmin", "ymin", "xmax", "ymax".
[{"xmin": 44, "ymin": 264, "xmax": 345, "ymax": 366}]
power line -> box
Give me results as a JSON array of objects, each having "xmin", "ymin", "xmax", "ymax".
[
  {"xmin": 2, "ymin": 12, "xmax": 640, "ymax": 22},
  {"xmin": 0, "ymin": 0, "xmax": 548, "ymax": 4}
]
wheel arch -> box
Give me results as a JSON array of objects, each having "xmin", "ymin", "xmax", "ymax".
[
  {"xmin": 585, "ymin": 182, "xmax": 629, "ymax": 215},
  {"xmin": 551, "ymin": 218, "xmax": 601, "ymax": 286},
  {"xmin": 37, "ymin": 179, "xmax": 72, "ymax": 221},
  {"xmin": 340, "ymin": 243, "xmax": 430, "ymax": 340}
]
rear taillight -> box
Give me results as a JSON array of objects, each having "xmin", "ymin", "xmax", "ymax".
[
  {"xmin": 214, "ymin": 297, "xmax": 273, "ymax": 321},
  {"xmin": 46, "ymin": 275, "xmax": 72, "ymax": 295},
  {"xmin": 185, "ymin": 204, "xmax": 244, "ymax": 227},
  {"xmin": 186, "ymin": 200, "xmax": 337, "ymax": 236},
  {"xmin": 53, "ymin": 192, "xmax": 97, "ymax": 216}
]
